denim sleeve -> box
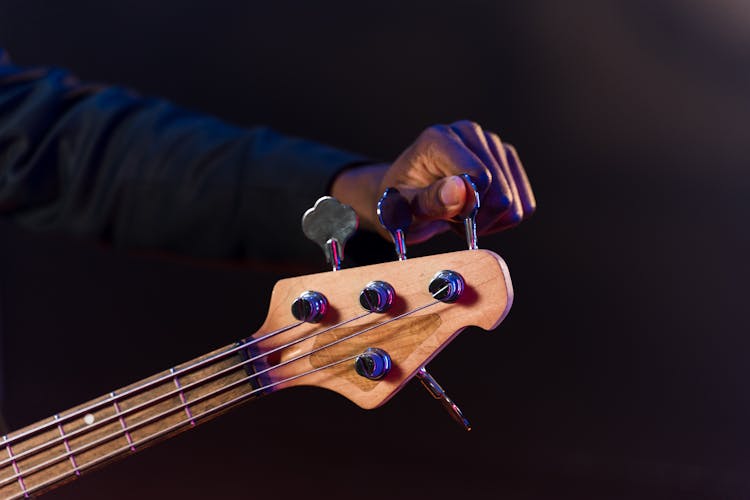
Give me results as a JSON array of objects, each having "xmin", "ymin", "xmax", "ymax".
[{"xmin": 0, "ymin": 48, "xmax": 369, "ymax": 263}]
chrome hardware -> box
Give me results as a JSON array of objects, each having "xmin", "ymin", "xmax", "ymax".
[
  {"xmin": 302, "ymin": 196, "xmax": 358, "ymax": 271},
  {"xmin": 359, "ymin": 281, "xmax": 395, "ymax": 313},
  {"xmin": 377, "ymin": 187, "xmax": 412, "ymax": 261},
  {"xmin": 415, "ymin": 367, "xmax": 471, "ymax": 431},
  {"xmin": 454, "ymin": 173, "xmax": 481, "ymax": 250},
  {"xmin": 291, "ymin": 291, "xmax": 328, "ymax": 323},
  {"xmin": 354, "ymin": 348, "xmax": 392, "ymax": 380},
  {"xmin": 429, "ymin": 270, "xmax": 465, "ymax": 303}
]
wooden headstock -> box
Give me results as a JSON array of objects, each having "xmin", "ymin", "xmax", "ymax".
[
  {"xmin": 253, "ymin": 249, "xmax": 513, "ymax": 409},
  {"xmin": 0, "ymin": 249, "xmax": 511, "ymax": 498}
]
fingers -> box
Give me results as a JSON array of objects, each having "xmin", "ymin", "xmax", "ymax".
[
  {"xmin": 449, "ymin": 121, "xmax": 515, "ymax": 232},
  {"xmin": 503, "ymin": 143, "xmax": 537, "ymax": 219},
  {"xmin": 407, "ymin": 175, "xmax": 468, "ymax": 243},
  {"xmin": 406, "ymin": 125, "xmax": 489, "ymax": 218},
  {"xmin": 381, "ymin": 120, "xmax": 535, "ymax": 244},
  {"xmin": 417, "ymin": 121, "xmax": 536, "ymax": 235},
  {"xmin": 483, "ymin": 131, "xmax": 524, "ymax": 229},
  {"xmin": 413, "ymin": 125, "xmax": 493, "ymax": 188},
  {"xmin": 412, "ymin": 175, "xmax": 467, "ymax": 219}
]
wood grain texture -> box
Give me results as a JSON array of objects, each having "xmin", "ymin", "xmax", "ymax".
[{"xmin": 255, "ymin": 249, "xmax": 513, "ymax": 409}]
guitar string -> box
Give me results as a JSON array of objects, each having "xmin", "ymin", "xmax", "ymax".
[
  {"xmin": 3, "ymin": 294, "xmax": 447, "ymax": 492},
  {"xmin": 0, "ymin": 320, "xmax": 304, "ymax": 449},
  {"xmin": 0, "ymin": 290, "xmax": 449, "ymax": 488},
  {"xmin": 6, "ymin": 271, "xmax": 419, "ymax": 450},
  {"xmin": 0, "ymin": 295, "xmax": 444, "ymax": 487},
  {"xmin": 0, "ymin": 309, "xmax": 372, "ymax": 470},
  {"xmin": 1, "ymin": 283, "xmax": 390, "ymax": 451},
  {"xmin": 16, "ymin": 350, "xmax": 368, "ymax": 500}
]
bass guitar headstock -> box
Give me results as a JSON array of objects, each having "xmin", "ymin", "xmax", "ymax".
[
  {"xmin": 249, "ymin": 178, "xmax": 514, "ymax": 429},
  {"xmin": 254, "ymin": 248, "xmax": 513, "ymax": 410}
]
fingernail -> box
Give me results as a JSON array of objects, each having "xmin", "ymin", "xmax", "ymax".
[{"xmin": 439, "ymin": 176, "xmax": 464, "ymax": 207}]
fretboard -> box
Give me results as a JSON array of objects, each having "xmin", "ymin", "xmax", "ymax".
[{"xmin": 0, "ymin": 339, "xmax": 266, "ymax": 499}]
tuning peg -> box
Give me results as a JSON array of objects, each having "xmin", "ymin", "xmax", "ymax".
[
  {"xmin": 377, "ymin": 187, "xmax": 412, "ymax": 261},
  {"xmin": 302, "ymin": 196, "xmax": 358, "ymax": 271},
  {"xmin": 454, "ymin": 173, "xmax": 481, "ymax": 250},
  {"xmin": 415, "ymin": 366, "xmax": 471, "ymax": 431}
]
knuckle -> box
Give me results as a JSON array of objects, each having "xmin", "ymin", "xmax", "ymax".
[
  {"xmin": 504, "ymin": 143, "xmax": 520, "ymax": 161},
  {"xmin": 421, "ymin": 124, "xmax": 450, "ymax": 140},
  {"xmin": 507, "ymin": 205, "xmax": 524, "ymax": 225},
  {"xmin": 452, "ymin": 119, "xmax": 482, "ymax": 134},
  {"xmin": 482, "ymin": 188, "xmax": 511, "ymax": 213},
  {"xmin": 472, "ymin": 167, "xmax": 492, "ymax": 193},
  {"xmin": 415, "ymin": 125, "xmax": 451, "ymax": 157},
  {"xmin": 525, "ymin": 199, "xmax": 537, "ymax": 217},
  {"xmin": 485, "ymin": 130, "xmax": 502, "ymax": 145},
  {"xmin": 498, "ymin": 192, "xmax": 513, "ymax": 211}
]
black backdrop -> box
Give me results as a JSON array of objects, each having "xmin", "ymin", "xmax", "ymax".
[{"xmin": 1, "ymin": 1, "xmax": 748, "ymax": 498}]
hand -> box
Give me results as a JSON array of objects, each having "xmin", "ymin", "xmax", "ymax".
[{"xmin": 331, "ymin": 120, "xmax": 536, "ymax": 243}]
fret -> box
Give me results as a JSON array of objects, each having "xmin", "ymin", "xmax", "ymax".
[
  {"xmin": 53, "ymin": 415, "xmax": 79, "ymax": 476},
  {"xmin": 0, "ymin": 435, "xmax": 22, "ymax": 499},
  {"xmin": 173, "ymin": 347, "xmax": 256, "ymax": 419},
  {"xmin": 3, "ymin": 438, "xmax": 28, "ymax": 498},
  {"xmin": 0, "ymin": 416, "xmax": 74, "ymax": 498},
  {"xmin": 0, "ymin": 341, "xmax": 266, "ymax": 498},
  {"xmin": 64, "ymin": 399, "xmax": 122, "ymax": 474},
  {"xmin": 170, "ymin": 368, "xmax": 196, "ymax": 426},
  {"xmin": 110, "ymin": 392, "xmax": 136, "ymax": 452}
]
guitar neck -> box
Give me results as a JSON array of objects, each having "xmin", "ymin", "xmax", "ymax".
[
  {"xmin": 0, "ymin": 338, "xmax": 267, "ymax": 499},
  {"xmin": 0, "ymin": 249, "xmax": 514, "ymax": 499}
]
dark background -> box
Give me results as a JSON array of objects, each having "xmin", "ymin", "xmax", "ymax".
[{"xmin": 1, "ymin": 0, "xmax": 748, "ymax": 498}]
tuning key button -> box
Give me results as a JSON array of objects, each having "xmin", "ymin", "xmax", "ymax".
[
  {"xmin": 354, "ymin": 348, "xmax": 392, "ymax": 380},
  {"xmin": 291, "ymin": 291, "xmax": 328, "ymax": 323},
  {"xmin": 302, "ymin": 196, "xmax": 358, "ymax": 271},
  {"xmin": 429, "ymin": 270, "xmax": 465, "ymax": 303},
  {"xmin": 377, "ymin": 187, "xmax": 412, "ymax": 261},
  {"xmin": 454, "ymin": 173, "xmax": 481, "ymax": 250},
  {"xmin": 359, "ymin": 281, "xmax": 395, "ymax": 313}
]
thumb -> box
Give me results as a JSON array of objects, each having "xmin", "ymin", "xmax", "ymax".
[{"xmin": 411, "ymin": 175, "xmax": 467, "ymax": 220}]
